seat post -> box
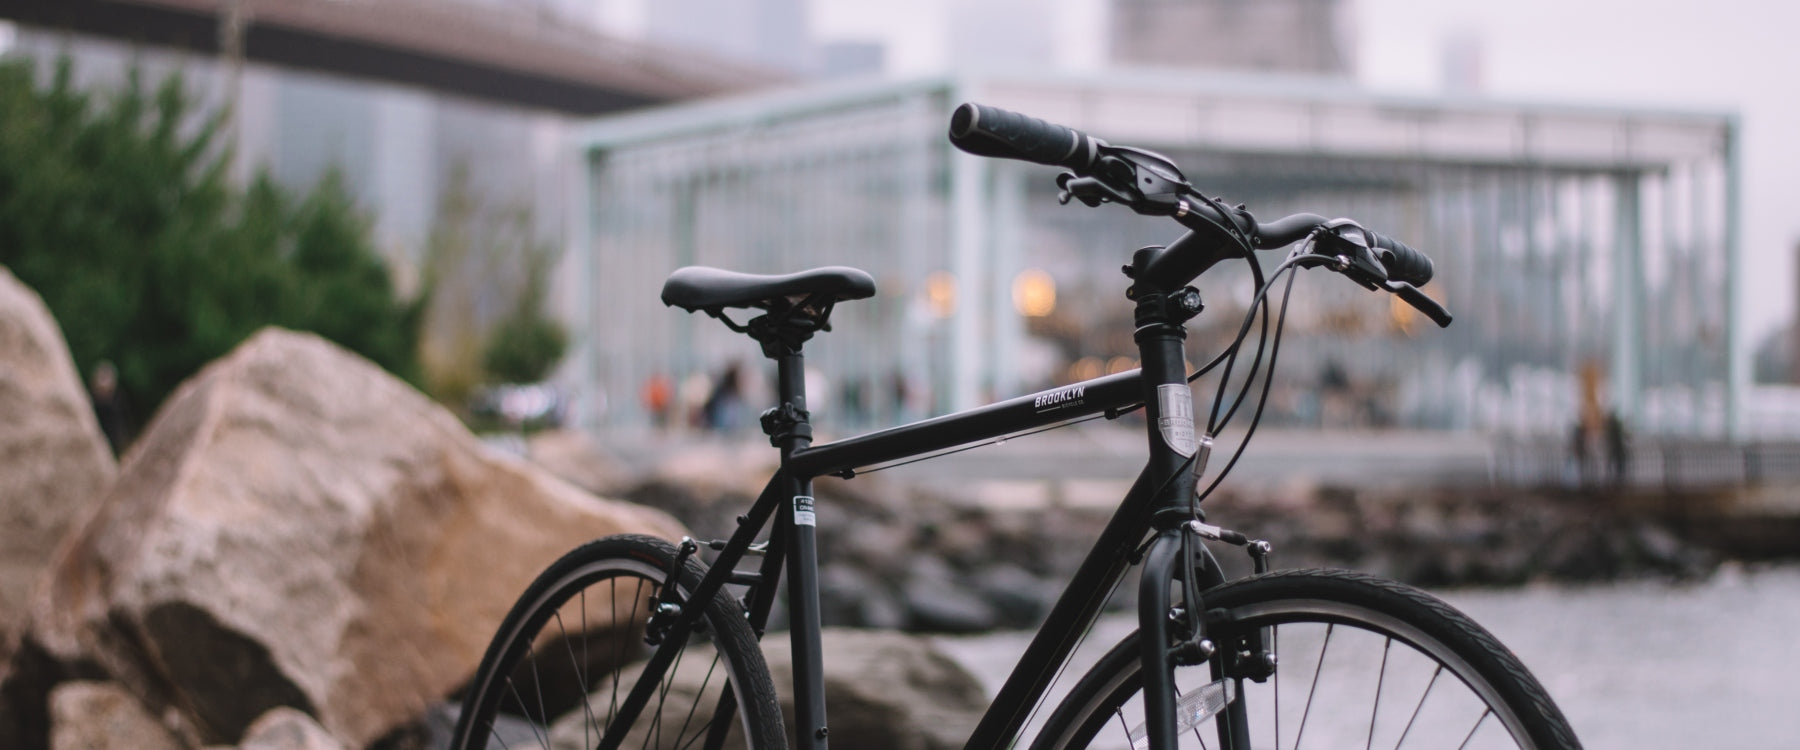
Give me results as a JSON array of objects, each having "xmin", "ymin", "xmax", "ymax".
[
  {"xmin": 766, "ymin": 351, "xmax": 812, "ymax": 453},
  {"xmin": 767, "ymin": 350, "xmax": 830, "ymax": 749}
]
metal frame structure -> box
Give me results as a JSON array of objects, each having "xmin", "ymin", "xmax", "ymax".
[{"xmin": 574, "ymin": 71, "xmax": 1738, "ymax": 436}]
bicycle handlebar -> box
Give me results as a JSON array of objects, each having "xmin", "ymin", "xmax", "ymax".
[
  {"xmin": 948, "ymin": 102, "xmax": 1106, "ymax": 172},
  {"xmin": 1374, "ymin": 235, "xmax": 1432, "ymax": 288},
  {"xmin": 949, "ymin": 101, "xmax": 1442, "ymax": 314}
]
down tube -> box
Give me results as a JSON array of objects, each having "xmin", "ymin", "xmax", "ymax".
[{"xmin": 962, "ymin": 462, "xmax": 1162, "ymax": 750}]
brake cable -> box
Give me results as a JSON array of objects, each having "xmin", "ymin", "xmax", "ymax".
[{"xmin": 1195, "ymin": 258, "xmax": 1303, "ymax": 504}]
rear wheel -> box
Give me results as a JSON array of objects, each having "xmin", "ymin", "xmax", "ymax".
[
  {"xmin": 1033, "ymin": 569, "xmax": 1581, "ymax": 750},
  {"xmin": 450, "ymin": 534, "xmax": 786, "ymax": 750}
]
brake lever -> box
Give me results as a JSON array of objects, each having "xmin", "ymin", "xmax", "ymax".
[
  {"xmin": 1384, "ymin": 281, "xmax": 1453, "ymax": 328},
  {"xmin": 1305, "ymin": 220, "xmax": 1388, "ymax": 290},
  {"xmin": 1057, "ymin": 173, "xmax": 1135, "ymax": 207}
]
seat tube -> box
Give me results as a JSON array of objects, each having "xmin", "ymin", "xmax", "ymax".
[{"xmin": 771, "ymin": 351, "xmax": 829, "ymax": 750}]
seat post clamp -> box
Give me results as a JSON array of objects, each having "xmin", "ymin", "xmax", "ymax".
[{"xmin": 760, "ymin": 402, "xmax": 813, "ymax": 446}]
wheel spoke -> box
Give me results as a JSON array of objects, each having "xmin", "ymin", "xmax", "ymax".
[
  {"xmin": 677, "ymin": 695, "xmax": 733, "ymax": 750},
  {"xmin": 1456, "ymin": 708, "xmax": 1493, "ymax": 750},
  {"xmin": 1392, "ymin": 664, "xmax": 1442, "ymax": 750},
  {"xmin": 673, "ymin": 652, "xmax": 724, "ymax": 746},
  {"xmin": 485, "ymin": 716, "xmax": 515, "ymax": 750},
  {"xmin": 554, "ymin": 609, "xmax": 600, "ymax": 750},
  {"xmin": 1292, "ymin": 623, "xmax": 1335, "ymax": 750},
  {"xmin": 527, "ymin": 639, "xmax": 550, "ymax": 736},
  {"xmin": 450, "ymin": 539, "xmax": 782, "ymax": 750},
  {"xmin": 1367, "ymin": 637, "xmax": 1391, "ymax": 750},
  {"xmin": 501, "ymin": 675, "xmax": 552, "ymax": 749},
  {"xmin": 610, "ymin": 578, "xmax": 637, "ymax": 730},
  {"xmin": 644, "ymin": 630, "xmax": 692, "ymax": 750}
]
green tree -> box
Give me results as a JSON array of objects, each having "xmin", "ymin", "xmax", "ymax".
[
  {"xmin": 0, "ymin": 57, "xmax": 421, "ymax": 419},
  {"xmin": 418, "ymin": 162, "xmax": 566, "ymax": 405},
  {"xmin": 480, "ymin": 245, "xmax": 568, "ymax": 385}
]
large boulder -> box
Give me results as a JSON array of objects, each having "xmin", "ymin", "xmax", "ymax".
[
  {"xmin": 26, "ymin": 328, "xmax": 686, "ymax": 748},
  {"xmin": 48, "ymin": 681, "xmax": 182, "ymax": 750},
  {"xmin": 0, "ymin": 267, "xmax": 117, "ymax": 653}
]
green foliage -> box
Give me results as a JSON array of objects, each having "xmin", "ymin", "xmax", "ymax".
[
  {"xmin": 482, "ymin": 297, "xmax": 569, "ymax": 386},
  {"xmin": 0, "ymin": 57, "xmax": 421, "ymax": 415},
  {"xmin": 419, "ymin": 162, "xmax": 567, "ymax": 402}
]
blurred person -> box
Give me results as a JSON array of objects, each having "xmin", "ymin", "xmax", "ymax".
[
  {"xmin": 890, "ymin": 368, "xmax": 915, "ymax": 424},
  {"xmin": 702, "ymin": 362, "xmax": 747, "ymax": 432},
  {"xmin": 679, "ymin": 371, "xmax": 712, "ymax": 429},
  {"xmin": 840, "ymin": 376, "xmax": 868, "ymax": 428},
  {"xmin": 1605, "ymin": 410, "xmax": 1629, "ymax": 487},
  {"xmin": 1571, "ymin": 360, "xmax": 1609, "ymax": 486},
  {"xmin": 641, "ymin": 372, "xmax": 673, "ymax": 428},
  {"xmin": 88, "ymin": 360, "xmax": 132, "ymax": 456}
]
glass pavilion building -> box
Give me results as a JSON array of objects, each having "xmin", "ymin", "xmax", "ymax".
[{"xmin": 571, "ymin": 72, "xmax": 1738, "ymax": 439}]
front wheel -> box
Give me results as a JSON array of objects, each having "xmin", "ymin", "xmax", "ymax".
[
  {"xmin": 1033, "ymin": 569, "xmax": 1581, "ymax": 750},
  {"xmin": 449, "ymin": 534, "xmax": 787, "ymax": 750}
]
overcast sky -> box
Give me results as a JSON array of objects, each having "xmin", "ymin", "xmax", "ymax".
[{"xmin": 810, "ymin": 0, "xmax": 1800, "ymax": 345}]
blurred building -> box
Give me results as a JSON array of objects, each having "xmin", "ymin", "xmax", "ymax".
[
  {"xmin": 645, "ymin": 0, "xmax": 816, "ymax": 75},
  {"xmin": 1109, "ymin": 0, "xmax": 1352, "ymax": 75},
  {"xmin": 573, "ymin": 72, "xmax": 1739, "ymax": 438}
]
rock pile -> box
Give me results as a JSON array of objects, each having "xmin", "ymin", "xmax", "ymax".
[
  {"xmin": 0, "ymin": 322, "xmax": 686, "ymax": 750},
  {"xmin": 592, "ymin": 442, "xmax": 1720, "ymax": 636},
  {"xmin": 1196, "ymin": 481, "xmax": 1717, "ymax": 584},
  {"xmin": 615, "ymin": 444, "xmax": 1094, "ymax": 634}
]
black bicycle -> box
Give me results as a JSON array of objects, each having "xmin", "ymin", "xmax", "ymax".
[{"xmin": 449, "ymin": 103, "xmax": 1582, "ymax": 750}]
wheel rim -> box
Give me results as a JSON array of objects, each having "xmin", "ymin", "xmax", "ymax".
[
  {"xmin": 1051, "ymin": 598, "xmax": 1548, "ymax": 750},
  {"xmin": 457, "ymin": 558, "xmax": 756, "ymax": 750}
]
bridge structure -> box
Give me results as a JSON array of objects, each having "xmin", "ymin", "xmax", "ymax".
[{"xmin": 0, "ymin": 0, "xmax": 775, "ymax": 114}]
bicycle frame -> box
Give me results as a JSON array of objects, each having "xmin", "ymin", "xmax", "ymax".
[{"xmin": 605, "ymin": 255, "xmax": 1231, "ymax": 750}]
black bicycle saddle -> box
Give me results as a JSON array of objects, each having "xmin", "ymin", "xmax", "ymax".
[{"xmin": 660, "ymin": 265, "xmax": 877, "ymax": 312}]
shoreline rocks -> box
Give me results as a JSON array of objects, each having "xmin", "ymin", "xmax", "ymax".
[
  {"xmin": 585, "ymin": 439, "xmax": 1724, "ymax": 634},
  {"xmin": 7, "ymin": 329, "xmax": 686, "ymax": 750}
]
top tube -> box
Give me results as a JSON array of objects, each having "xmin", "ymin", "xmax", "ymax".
[{"xmin": 785, "ymin": 368, "xmax": 1144, "ymax": 479}]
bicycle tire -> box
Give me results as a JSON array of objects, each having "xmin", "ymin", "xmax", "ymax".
[
  {"xmin": 449, "ymin": 534, "xmax": 786, "ymax": 750},
  {"xmin": 1031, "ymin": 568, "xmax": 1581, "ymax": 750}
]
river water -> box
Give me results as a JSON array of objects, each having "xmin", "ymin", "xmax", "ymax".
[{"xmin": 935, "ymin": 563, "xmax": 1800, "ymax": 749}]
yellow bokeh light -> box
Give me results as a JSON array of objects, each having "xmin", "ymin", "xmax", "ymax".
[
  {"xmin": 926, "ymin": 271, "xmax": 957, "ymax": 318},
  {"xmin": 1012, "ymin": 268, "xmax": 1057, "ymax": 317},
  {"xmin": 1070, "ymin": 357, "xmax": 1103, "ymax": 382}
]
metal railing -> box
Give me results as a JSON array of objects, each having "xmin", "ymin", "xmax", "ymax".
[{"xmin": 1493, "ymin": 436, "xmax": 1800, "ymax": 489}]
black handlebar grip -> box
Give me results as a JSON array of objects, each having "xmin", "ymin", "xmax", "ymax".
[
  {"xmin": 1372, "ymin": 234, "xmax": 1433, "ymax": 287},
  {"xmin": 948, "ymin": 102, "xmax": 1103, "ymax": 172}
]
